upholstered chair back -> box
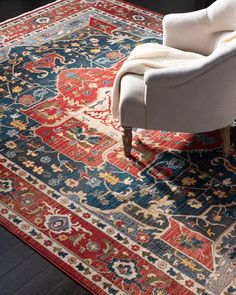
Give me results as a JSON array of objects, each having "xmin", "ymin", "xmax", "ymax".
[
  {"xmin": 163, "ymin": 0, "xmax": 236, "ymax": 55},
  {"xmin": 207, "ymin": 0, "xmax": 236, "ymax": 31}
]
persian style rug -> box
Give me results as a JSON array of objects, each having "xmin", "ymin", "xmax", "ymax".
[{"xmin": 0, "ymin": 0, "xmax": 236, "ymax": 294}]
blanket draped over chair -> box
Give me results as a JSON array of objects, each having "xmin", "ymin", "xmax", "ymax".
[{"xmin": 111, "ymin": 32, "xmax": 236, "ymax": 119}]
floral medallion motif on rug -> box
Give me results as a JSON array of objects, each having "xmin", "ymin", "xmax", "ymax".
[{"xmin": 0, "ymin": 0, "xmax": 236, "ymax": 294}]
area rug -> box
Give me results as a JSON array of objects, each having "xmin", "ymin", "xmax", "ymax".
[{"xmin": 0, "ymin": 0, "xmax": 236, "ymax": 294}]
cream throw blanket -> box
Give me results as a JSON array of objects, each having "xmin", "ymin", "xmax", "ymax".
[{"xmin": 111, "ymin": 32, "xmax": 236, "ymax": 119}]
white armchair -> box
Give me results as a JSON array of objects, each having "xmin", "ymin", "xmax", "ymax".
[{"xmin": 115, "ymin": 0, "xmax": 236, "ymax": 157}]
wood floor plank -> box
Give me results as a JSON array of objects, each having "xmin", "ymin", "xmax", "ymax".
[
  {"xmin": 0, "ymin": 253, "xmax": 50, "ymax": 295},
  {"xmin": 0, "ymin": 226, "xmax": 6, "ymax": 234},
  {"xmin": 0, "ymin": 229, "xmax": 20, "ymax": 255},
  {"xmin": 13, "ymin": 265, "xmax": 68, "ymax": 295},
  {"xmin": 46, "ymin": 277, "xmax": 91, "ymax": 295},
  {"xmin": 0, "ymin": 242, "xmax": 34, "ymax": 277}
]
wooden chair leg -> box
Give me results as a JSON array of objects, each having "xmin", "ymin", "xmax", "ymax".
[
  {"xmin": 122, "ymin": 126, "xmax": 132, "ymax": 157},
  {"xmin": 220, "ymin": 126, "xmax": 230, "ymax": 157}
]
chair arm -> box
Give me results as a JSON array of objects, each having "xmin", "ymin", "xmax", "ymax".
[
  {"xmin": 144, "ymin": 44, "xmax": 236, "ymax": 88},
  {"xmin": 143, "ymin": 45, "xmax": 236, "ymax": 132},
  {"xmin": 144, "ymin": 59, "xmax": 206, "ymax": 88},
  {"xmin": 163, "ymin": 9, "xmax": 211, "ymax": 55}
]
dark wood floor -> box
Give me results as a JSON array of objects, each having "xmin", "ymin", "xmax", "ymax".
[
  {"xmin": 0, "ymin": 226, "xmax": 91, "ymax": 295},
  {"xmin": 126, "ymin": 0, "xmax": 215, "ymax": 14},
  {"xmin": 0, "ymin": 0, "xmax": 215, "ymax": 295},
  {"xmin": 0, "ymin": 0, "xmax": 55, "ymax": 22}
]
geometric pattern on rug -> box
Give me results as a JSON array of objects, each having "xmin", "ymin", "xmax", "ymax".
[{"xmin": 0, "ymin": 1, "xmax": 235, "ymax": 294}]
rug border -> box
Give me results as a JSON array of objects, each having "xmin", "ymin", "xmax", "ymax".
[
  {"xmin": 113, "ymin": 0, "xmax": 163, "ymax": 17},
  {"xmin": 0, "ymin": 0, "xmax": 163, "ymax": 27},
  {"xmin": 0, "ymin": 0, "xmax": 63, "ymax": 26},
  {"xmin": 0, "ymin": 216, "xmax": 106, "ymax": 295}
]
